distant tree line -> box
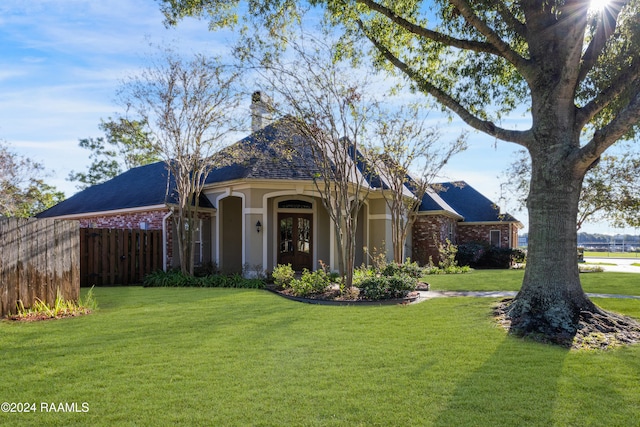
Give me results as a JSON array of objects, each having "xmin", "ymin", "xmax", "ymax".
[{"xmin": 520, "ymin": 232, "xmax": 640, "ymax": 246}]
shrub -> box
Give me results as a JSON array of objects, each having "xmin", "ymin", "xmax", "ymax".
[
  {"xmin": 143, "ymin": 270, "xmax": 265, "ymax": 289},
  {"xmin": 455, "ymin": 242, "xmax": 526, "ymax": 269},
  {"xmin": 382, "ymin": 260, "xmax": 424, "ymax": 278},
  {"xmin": 358, "ymin": 275, "xmax": 416, "ymax": 300},
  {"xmin": 272, "ymin": 264, "xmax": 295, "ymax": 289},
  {"xmin": 437, "ymin": 239, "xmax": 459, "ymax": 269},
  {"xmin": 423, "ymin": 264, "xmax": 471, "ymax": 275},
  {"xmin": 194, "ymin": 262, "xmax": 219, "ymax": 277},
  {"xmin": 454, "ymin": 242, "xmax": 486, "ymax": 267},
  {"xmin": 353, "ymin": 264, "xmax": 376, "ymax": 285},
  {"xmin": 289, "ymin": 269, "xmax": 331, "ymax": 297}
]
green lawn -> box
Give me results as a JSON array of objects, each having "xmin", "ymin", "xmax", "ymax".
[
  {"xmin": 584, "ymin": 251, "xmax": 640, "ymax": 258},
  {"xmin": 1, "ymin": 285, "xmax": 639, "ymax": 426},
  {"xmin": 426, "ymin": 269, "xmax": 640, "ymax": 295}
]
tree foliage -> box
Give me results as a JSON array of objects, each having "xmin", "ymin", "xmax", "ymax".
[
  {"xmin": 68, "ymin": 118, "xmax": 160, "ymax": 189},
  {"xmin": 246, "ymin": 33, "xmax": 379, "ymax": 288},
  {"xmin": 372, "ymin": 106, "xmax": 466, "ymax": 263},
  {"xmin": 0, "ymin": 141, "xmax": 65, "ymax": 217}
]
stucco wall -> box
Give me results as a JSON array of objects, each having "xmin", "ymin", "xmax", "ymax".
[{"xmin": 220, "ymin": 196, "xmax": 243, "ymax": 273}]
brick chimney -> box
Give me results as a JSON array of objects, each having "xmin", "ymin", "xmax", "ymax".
[{"xmin": 250, "ymin": 91, "xmax": 273, "ymax": 132}]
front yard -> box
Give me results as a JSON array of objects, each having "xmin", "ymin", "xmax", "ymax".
[{"xmin": 1, "ymin": 273, "xmax": 639, "ymax": 426}]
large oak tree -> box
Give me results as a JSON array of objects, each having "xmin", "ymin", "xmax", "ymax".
[{"xmin": 159, "ymin": 0, "xmax": 640, "ymax": 344}]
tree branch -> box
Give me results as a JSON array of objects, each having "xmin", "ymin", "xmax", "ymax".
[
  {"xmin": 357, "ymin": 19, "xmax": 530, "ymax": 146},
  {"xmin": 448, "ymin": 0, "xmax": 530, "ymax": 75},
  {"xmin": 355, "ymin": 0, "xmax": 501, "ymax": 55},
  {"xmin": 578, "ymin": 0, "xmax": 629, "ymax": 84},
  {"xmin": 576, "ymin": 87, "xmax": 640, "ymax": 169},
  {"xmin": 494, "ymin": 2, "xmax": 527, "ymax": 39},
  {"xmin": 577, "ymin": 57, "xmax": 640, "ymax": 127}
]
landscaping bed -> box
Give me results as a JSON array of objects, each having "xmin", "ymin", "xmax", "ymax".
[
  {"xmin": 5, "ymin": 288, "xmax": 97, "ymax": 322},
  {"xmin": 270, "ymin": 261, "xmax": 438, "ymax": 303},
  {"xmin": 265, "ymin": 283, "xmax": 422, "ymax": 305}
]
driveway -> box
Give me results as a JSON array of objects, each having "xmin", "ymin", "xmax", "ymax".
[{"xmin": 584, "ymin": 257, "xmax": 640, "ymax": 273}]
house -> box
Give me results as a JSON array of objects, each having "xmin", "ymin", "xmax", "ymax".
[{"xmin": 38, "ymin": 94, "xmax": 522, "ymax": 274}]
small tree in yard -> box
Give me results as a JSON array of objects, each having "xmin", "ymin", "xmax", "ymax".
[
  {"xmin": 372, "ymin": 106, "xmax": 467, "ymax": 263},
  {"xmin": 118, "ymin": 49, "xmax": 240, "ymax": 275},
  {"xmin": 245, "ymin": 34, "xmax": 378, "ymax": 289}
]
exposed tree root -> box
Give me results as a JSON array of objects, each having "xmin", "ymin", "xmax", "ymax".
[{"xmin": 494, "ymin": 298, "xmax": 640, "ymax": 350}]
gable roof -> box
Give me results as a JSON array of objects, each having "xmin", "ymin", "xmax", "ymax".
[{"xmin": 420, "ymin": 181, "xmax": 520, "ymax": 223}]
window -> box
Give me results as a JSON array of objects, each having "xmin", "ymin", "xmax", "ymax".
[
  {"xmin": 185, "ymin": 218, "xmax": 203, "ymax": 265},
  {"xmin": 490, "ymin": 230, "xmax": 501, "ymax": 247},
  {"xmin": 278, "ymin": 200, "xmax": 312, "ymax": 209}
]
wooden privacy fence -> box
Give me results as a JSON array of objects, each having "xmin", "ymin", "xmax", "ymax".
[
  {"xmin": 80, "ymin": 228, "xmax": 162, "ymax": 286},
  {"xmin": 0, "ymin": 217, "xmax": 80, "ymax": 317}
]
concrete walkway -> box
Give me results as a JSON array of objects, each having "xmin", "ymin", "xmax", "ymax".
[{"xmin": 584, "ymin": 257, "xmax": 640, "ymax": 273}]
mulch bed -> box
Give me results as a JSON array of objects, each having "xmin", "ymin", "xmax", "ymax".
[
  {"xmin": 266, "ymin": 284, "xmax": 421, "ymax": 305},
  {"xmin": 5, "ymin": 309, "xmax": 92, "ymax": 322}
]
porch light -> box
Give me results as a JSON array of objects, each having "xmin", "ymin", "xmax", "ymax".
[{"xmin": 256, "ymin": 220, "xmax": 262, "ymax": 233}]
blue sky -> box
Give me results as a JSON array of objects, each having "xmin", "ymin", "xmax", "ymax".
[{"xmin": 0, "ymin": 0, "xmax": 631, "ymax": 235}]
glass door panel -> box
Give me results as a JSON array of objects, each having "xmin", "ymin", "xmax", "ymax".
[{"xmin": 278, "ymin": 213, "xmax": 312, "ymax": 271}]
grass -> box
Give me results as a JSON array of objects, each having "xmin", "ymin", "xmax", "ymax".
[
  {"xmin": 1, "ymin": 285, "xmax": 639, "ymax": 426},
  {"xmin": 584, "ymin": 251, "xmax": 640, "ymax": 258},
  {"xmin": 426, "ymin": 269, "xmax": 640, "ymax": 295}
]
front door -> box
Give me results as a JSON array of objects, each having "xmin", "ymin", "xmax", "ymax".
[{"xmin": 278, "ymin": 213, "xmax": 312, "ymax": 271}]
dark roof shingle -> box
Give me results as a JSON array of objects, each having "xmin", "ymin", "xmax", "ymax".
[
  {"xmin": 38, "ymin": 117, "xmax": 519, "ymax": 226},
  {"xmin": 420, "ymin": 181, "xmax": 519, "ymax": 222}
]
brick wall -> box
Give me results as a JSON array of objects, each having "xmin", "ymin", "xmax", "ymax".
[
  {"xmin": 411, "ymin": 214, "xmax": 458, "ymax": 265},
  {"xmin": 78, "ymin": 210, "xmax": 169, "ymax": 230},
  {"xmin": 78, "ymin": 209, "xmax": 172, "ymax": 267},
  {"xmin": 412, "ymin": 217, "xmax": 519, "ymax": 265},
  {"xmin": 457, "ymin": 223, "xmax": 515, "ymax": 248}
]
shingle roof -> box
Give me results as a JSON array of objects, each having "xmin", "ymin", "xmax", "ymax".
[
  {"xmin": 37, "ymin": 118, "xmax": 314, "ymax": 218},
  {"xmin": 420, "ymin": 181, "xmax": 520, "ymax": 223},
  {"xmin": 38, "ymin": 117, "xmax": 519, "ymax": 226},
  {"xmin": 205, "ymin": 117, "xmax": 321, "ymax": 183},
  {"xmin": 37, "ymin": 160, "xmax": 214, "ymax": 218}
]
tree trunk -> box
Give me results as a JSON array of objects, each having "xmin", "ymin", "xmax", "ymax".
[{"xmin": 507, "ymin": 158, "xmax": 597, "ymax": 339}]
